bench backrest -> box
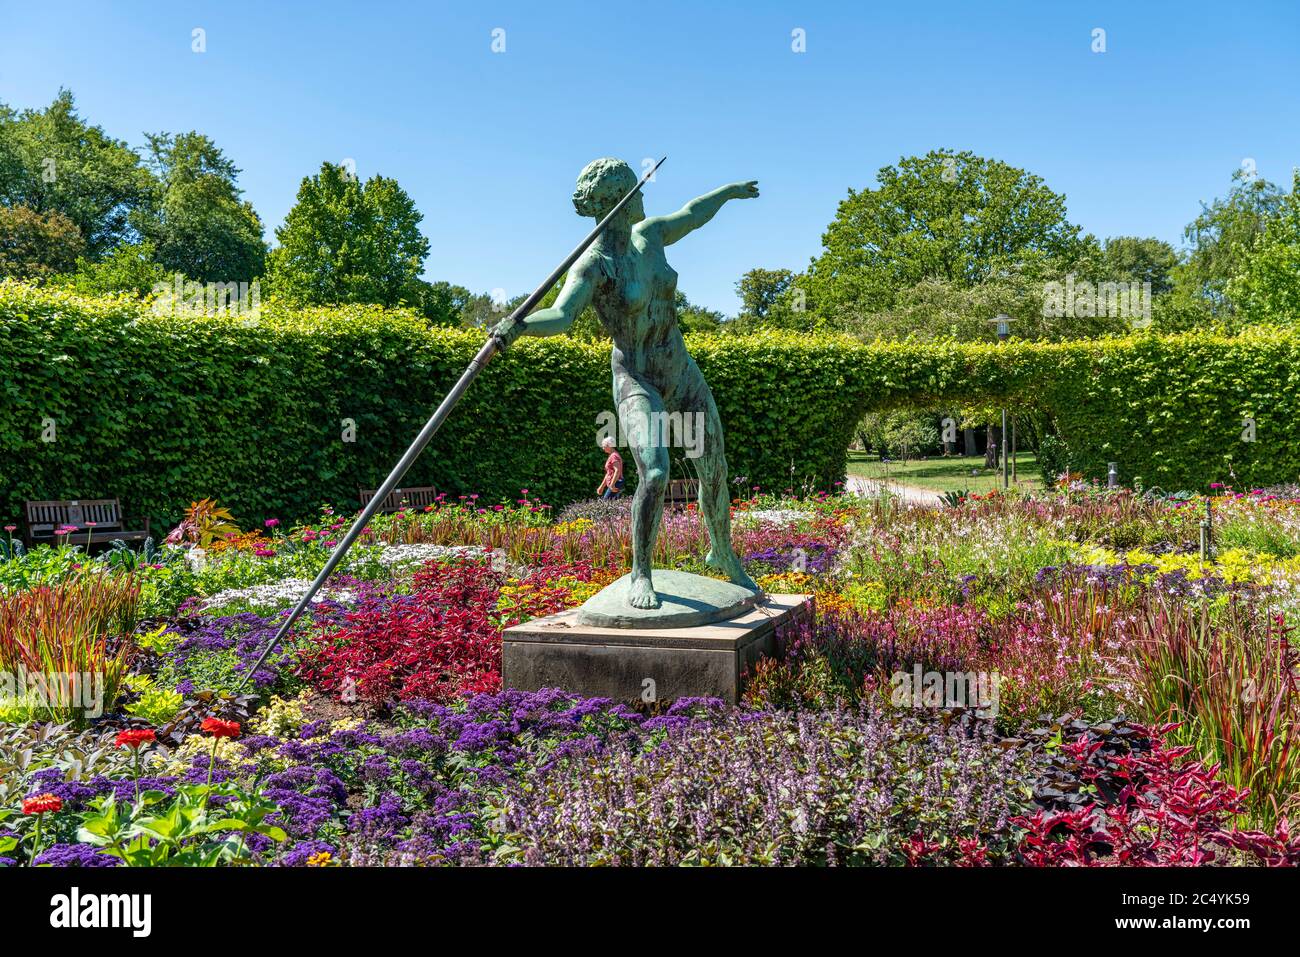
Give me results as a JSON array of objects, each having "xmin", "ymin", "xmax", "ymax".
[
  {"xmin": 25, "ymin": 499, "xmax": 124, "ymax": 534},
  {"xmin": 358, "ymin": 486, "xmax": 439, "ymax": 513}
]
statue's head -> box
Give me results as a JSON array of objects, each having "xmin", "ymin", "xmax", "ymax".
[{"xmin": 573, "ymin": 158, "xmax": 644, "ymax": 225}]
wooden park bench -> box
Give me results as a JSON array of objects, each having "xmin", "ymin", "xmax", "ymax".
[
  {"xmin": 23, "ymin": 499, "xmax": 151, "ymax": 550},
  {"xmin": 664, "ymin": 478, "xmax": 699, "ymax": 508},
  {"xmin": 358, "ymin": 485, "xmax": 439, "ymax": 514}
]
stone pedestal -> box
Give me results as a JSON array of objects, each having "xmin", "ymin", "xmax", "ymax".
[{"xmin": 502, "ymin": 593, "xmax": 812, "ymax": 704}]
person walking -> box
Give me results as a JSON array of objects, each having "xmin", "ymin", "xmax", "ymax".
[{"xmin": 597, "ymin": 436, "xmax": 624, "ymax": 499}]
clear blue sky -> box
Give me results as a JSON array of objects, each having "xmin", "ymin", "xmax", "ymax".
[{"xmin": 2, "ymin": 1, "xmax": 1297, "ymax": 314}]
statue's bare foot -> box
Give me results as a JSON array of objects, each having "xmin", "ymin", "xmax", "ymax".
[
  {"xmin": 707, "ymin": 549, "xmax": 759, "ymax": 592},
  {"xmin": 728, "ymin": 565, "xmax": 759, "ymax": 592},
  {"xmin": 628, "ymin": 574, "xmax": 661, "ymax": 609}
]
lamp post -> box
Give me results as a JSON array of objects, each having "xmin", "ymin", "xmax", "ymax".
[{"xmin": 987, "ymin": 313, "xmax": 1016, "ymax": 490}]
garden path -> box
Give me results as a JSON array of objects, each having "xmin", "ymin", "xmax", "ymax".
[{"xmin": 844, "ymin": 475, "xmax": 944, "ymax": 507}]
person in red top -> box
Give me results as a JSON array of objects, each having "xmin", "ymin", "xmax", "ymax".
[{"xmin": 597, "ymin": 437, "xmax": 624, "ymax": 499}]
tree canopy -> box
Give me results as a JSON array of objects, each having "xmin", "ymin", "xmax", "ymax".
[
  {"xmin": 138, "ymin": 131, "xmax": 266, "ymax": 283},
  {"xmin": 1228, "ymin": 172, "xmax": 1300, "ymax": 327},
  {"xmin": 0, "ymin": 90, "xmax": 154, "ymax": 258},
  {"xmin": 264, "ymin": 162, "xmax": 431, "ymax": 311},
  {"xmin": 0, "ymin": 204, "xmax": 84, "ymax": 279},
  {"xmin": 801, "ymin": 149, "xmax": 1091, "ymax": 325}
]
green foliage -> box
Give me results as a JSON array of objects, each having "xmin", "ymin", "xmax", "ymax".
[
  {"xmin": 802, "ymin": 149, "xmax": 1090, "ymax": 322},
  {"xmin": 124, "ymin": 684, "xmax": 184, "ymax": 725},
  {"xmin": 52, "ymin": 241, "xmax": 171, "ymax": 297},
  {"xmin": 1036, "ymin": 433, "xmax": 1071, "ymax": 484},
  {"xmin": 0, "ymin": 205, "xmax": 84, "ymax": 279},
  {"xmin": 1098, "ymin": 236, "xmax": 1178, "ymax": 296},
  {"xmin": 1229, "ymin": 172, "xmax": 1300, "ymax": 327},
  {"xmin": 3, "ymin": 282, "xmax": 1300, "ymax": 531},
  {"xmin": 0, "ymin": 90, "xmax": 156, "ymax": 257},
  {"xmin": 854, "ymin": 408, "xmax": 940, "ymax": 459},
  {"xmin": 0, "ymin": 284, "xmax": 864, "ymax": 527},
  {"xmin": 418, "ymin": 280, "xmax": 473, "ymax": 327},
  {"xmin": 136, "ymin": 131, "xmax": 266, "ymax": 284},
  {"xmin": 0, "ymin": 722, "xmax": 145, "ymax": 806},
  {"xmin": 1170, "ymin": 167, "xmax": 1285, "ymax": 322},
  {"xmin": 843, "ymin": 274, "xmax": 1131, "ymax": 342},
  {"xmin": 735, "ymin": 267, "xmax": 796, "ymax": 325},
  {"xmin": 76, "ymin": 783, "xmax": 286, "ymax": 866},
  {"xmin": 264, "ymin": 162, "xmax": 429, "ymax": 311}
]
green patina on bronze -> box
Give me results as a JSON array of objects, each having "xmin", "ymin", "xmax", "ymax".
[{"xmin": 493, "ymin": 158, "xmax": 760, "ymax": 611}]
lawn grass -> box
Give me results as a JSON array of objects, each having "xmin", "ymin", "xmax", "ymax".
[{"xmin": 847, "ymin": 451, "xmax": 1044, "ymax": 494}]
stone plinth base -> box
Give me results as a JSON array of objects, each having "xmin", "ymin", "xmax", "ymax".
[
  {"xmin": 575, "ymin": 569, "xmax": 763, "ymax": 629},
  {"xmin": 502, "ymin": 594, "xmax": 812, "ymax": 704}
]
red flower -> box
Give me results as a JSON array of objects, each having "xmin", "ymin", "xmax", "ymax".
[
  {"xmin": 200, "ymin": 717, "xmax": 241, "ymax": 739},
  {"xmin": 115, "ymin": 728, "xmax": 156, "ymax": 749},
  {"xmin": 22, "ymin": 794, "xmax": 62, "ymax": 815}
]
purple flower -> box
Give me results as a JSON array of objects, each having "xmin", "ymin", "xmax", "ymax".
[{"xmin": 33, "ymin": 843, "xmax": 120, "ymax": 867}]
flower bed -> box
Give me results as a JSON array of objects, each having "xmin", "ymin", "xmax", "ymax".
[{"xmin": 2, "ymin": 485, "xmax": 1299, "ymax": 866}]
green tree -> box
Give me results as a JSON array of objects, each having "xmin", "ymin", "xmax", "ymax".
[
  {"xmin": 736, "ymin": 267, "xmax": 794, "ymax": 323},
  {"xmin": 0, "ymin": 90, "xmax": 154, "ymax": 257},
  {"xmin": 1097, "ymin": 236, "xmax": 1178, "ymax": 295},
  {"xmin": 803, "ymin": 149, "xmax": 1089, "ymax": 323},
  {"xmin": 843, "ymin": 271, "xmax": 1129, "ymax": 343},
  {"xmin": 0, "ymin": 204, "xmax": 84, "ymax": 278},
  {"xmin": 1169, "ymin": 168, "xmax": 1284, "ymax": 321},
  {"xmin": 675, "ymin": 291, "xmax": 724, "ymax": 333},
  {"xmin": 416, "ymin": 280, "xmax": 472, "ymax": 327},
  {"xmin": 54, "ymin": 241, "xmax": 171, "ymax": 298},
  {"xmin": 1229, "ymin": 171, "xmax": 1300, "ymax": 326},
  {"xmin": 137, "ymin": 131, "xmax": 266, "ymax": 283},
  {"xmin": 264, "ymin": 162, "xmax": 430, "ymax": 310}
]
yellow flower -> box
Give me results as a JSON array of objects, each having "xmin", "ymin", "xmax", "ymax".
[
  {"xmin": 554, "ymin": 519, "xmax": 593, "ymax": 536},
  {"xmin": 251, "ymin": 692, "xmax": 310, "ymax": 737},
  {"xmin": 166, "ymin": 733, "xmax": 245, "ymax": 774},
  {"xmin": 306, "ymin": 851, "xmax": 334, "ymax": 867}
]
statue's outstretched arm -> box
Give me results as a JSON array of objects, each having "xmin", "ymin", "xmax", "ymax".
[
  {"xmin": 491, "ymin": 261, "xmax": 595, "ymax": 346},
  {"xmin": 647, "ymin": 181, "xmax": 759, "ymax": 245}
]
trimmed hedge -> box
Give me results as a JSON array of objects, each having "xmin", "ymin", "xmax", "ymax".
[
  {"xmin": 2, "ymin": 282, "xmax": 1297, "ymax": 531},
  {"xmin": 851, "ymin": 335, "xmax": 1300, "ymax": 492},
  {"xmin": 0, "ymin": 284, "xmax": 862, "ymax": 529}
]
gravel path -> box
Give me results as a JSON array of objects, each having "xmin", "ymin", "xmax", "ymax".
[{"xmin": 844, "ymin": 474, "xmax": 945, "ymax": 507}]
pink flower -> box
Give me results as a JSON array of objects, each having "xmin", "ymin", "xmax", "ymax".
[{"xmin": 265, "ymin": 518, "xmax": 280, "ymax": 528}]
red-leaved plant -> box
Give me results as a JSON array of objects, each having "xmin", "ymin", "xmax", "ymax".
[
  {"xmin": 298, "ymin": 554, "xmax": 608, "ymax": 706},
  {"xmin": 1014, "ymin": 726, "xmax": 1300, "ymax": 866}
]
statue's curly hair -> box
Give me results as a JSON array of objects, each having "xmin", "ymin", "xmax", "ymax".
[{"xmin": 572, "ymin": 158, "xmax": 638, "ymax": 219}]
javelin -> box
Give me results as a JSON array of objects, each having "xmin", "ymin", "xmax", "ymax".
[{"xmin": 235, "ymin": 156, "xmax": 668, "ymax": 691}]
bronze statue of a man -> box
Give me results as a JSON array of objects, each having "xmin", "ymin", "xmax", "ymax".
[{"xmin": 493, "ymin": 158, "xmax": 759, "ymax": 610}]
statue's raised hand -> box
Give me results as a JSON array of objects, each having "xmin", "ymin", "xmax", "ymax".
[{"xmin": 728, "ymin": 181, "xmax": 760, "ymax": 199}]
